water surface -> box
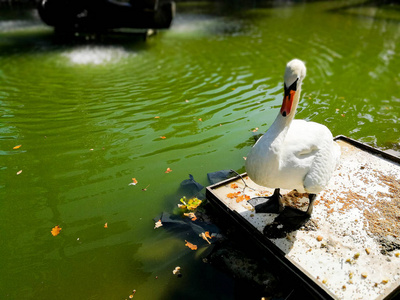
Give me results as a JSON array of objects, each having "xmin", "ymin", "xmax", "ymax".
[{"xmin": 1, "ymin": 1, "xmax": 399, "ymax": 299}]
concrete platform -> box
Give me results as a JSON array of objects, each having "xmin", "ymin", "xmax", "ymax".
[{"xmin": 206, "ymin": 136, "xmax": 400, "ymax": 299}]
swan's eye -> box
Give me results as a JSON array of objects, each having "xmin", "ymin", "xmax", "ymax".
[{"xmin": 284, "ymin": 78, "xmax": 299, "ymax": 97}]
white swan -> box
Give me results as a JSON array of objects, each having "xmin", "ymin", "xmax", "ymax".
[{"xmin": 245, "ymin": 59, "xmax": 340, "ymax": 219}]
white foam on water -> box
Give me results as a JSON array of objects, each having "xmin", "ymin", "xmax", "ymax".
[{"xmin": 63, "ymin": 46, "xmax": 133, "ymax": 65}]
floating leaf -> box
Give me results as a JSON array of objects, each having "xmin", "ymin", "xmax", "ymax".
[
  {"xmin": 13, "ymin": 145, "xmax": 22, "ymax": 149},
  {"xmin": 198, "ymin": 118, "xmax": 202, "ymax": 121},
  {"xmin": 104, "ymin": 223, "xmax": 108, "ymax": 228},
  {"xmin": 180, "ymin": 196, "xmax": 202, "ymax": 211},
  {"xmin": 154, "ymin": 219, "xmax": 163, "ymax": 229},
  {"xmin": 200, "ymin": 231, "xmax": 212, "ymax": 244},
  {"xmin": 129, "ymin": 178, "xmax": 138, "ymax": 186},
  {"xmin": 142, "ymin": 184, "xmax": 150, "ymax": 191},
  {"xmin": 165, "ymin": 168, "xmax": 172, "ymax": 173},
  {"xmin": 183, "ymin": 212, "xmax": 197, "ymax": 221},
  {"xmin": 154, "ymin": 116, "xmax": 160, "ymax": 119},
  {"xmin": 177, "ymin": 203, "xmax": 186, "ymax": 209},
  {"xmin": 252, "ymin": 128, "xmax": 259, "ymax": 132},
  {"xmin": 16, "ymin": 170, "xmax": 22, "ymax": 175},
  {"xmin": 128, "ymin": 290, "xmax": 136, "ymax": 298},
  {"xmin": 185, "ymin": 240, "xmax": 197, "ymax": 250},
  {"xmin": 173, "ymin": 266, "xmax": 181, "ymax": 275},
  {"xmin": 51, "ymin": 225, "xmax": 62, "ymax": 236},
  {"xmin": 160, "ymin": 136, "xmax": 166, "ymax": 139},
  {"xmin": 230, "ymin": 183, "xmax": 238, "ymax": 189}
]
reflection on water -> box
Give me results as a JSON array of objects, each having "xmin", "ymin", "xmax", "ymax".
[
  {"xmin": 62, "ymin": 46, "xmax": 133, "ymax": 65},
  {"xmin": 0, "ymin": 1, "xmax": 400, "ymax": 299}
]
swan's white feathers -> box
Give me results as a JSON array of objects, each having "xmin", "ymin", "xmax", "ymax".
[{"xmin": 245, "ymin": 59, "xmax": 340, "ymax": 195}]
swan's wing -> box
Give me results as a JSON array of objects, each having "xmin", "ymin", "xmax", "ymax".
[
  {"xmin": 284, "ymin": 120, "xmax": 340, "ymax": 193},
  {"xmin": 284, "ymin": 120, "xmax": 331, "ymax": 157}
]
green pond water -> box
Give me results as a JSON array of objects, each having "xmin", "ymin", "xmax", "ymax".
[{"xmin": 1, "ymin": 1, "xmax": 400, "ymax": 299}]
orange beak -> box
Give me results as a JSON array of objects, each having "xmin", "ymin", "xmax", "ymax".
[{"xmin": 280, "ymin": 90, "xmax": 296, "ymax": 117}]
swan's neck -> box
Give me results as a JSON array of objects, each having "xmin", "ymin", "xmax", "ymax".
[{"xmin": 269, "ymin": 86, "xmax": 301, "ymax": 141}]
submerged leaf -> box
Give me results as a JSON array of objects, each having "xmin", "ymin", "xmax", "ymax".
[
  {"xmin": 183, "ymin": 212, "xmax": 197, "ymax": 221},
  {"xmin": 154, "ymin": 219, "xmax": 163, "ymax": 229},
  {"xmin": 173, "ymin": 266, "xmax": 181, "ymax": 275},
  {"xmin": 200, "ymin": 231, "xmax": 212, "ymax": 244},
  {"xmin": 185, "ymin": 240, "xmax": 197, "ymax": 250},
  {"xmin": 51, "ymin": 225, "xmax": 62, "ymax": 236}
]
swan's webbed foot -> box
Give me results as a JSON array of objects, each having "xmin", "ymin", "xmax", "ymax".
[
  {"xmin": 274, "ymin": 207, "xmax": 311, "ymax": 228},
  {"xmin": 275, "ymin": 193, "xmax": 316, "ymax": 223},
  {"xmin": 248, "ymin": 188, "xmax": 284, "ymax": 214},
  {"xmin": 262, "ymin": 194, "xmax": 317, "ymax": 238}
]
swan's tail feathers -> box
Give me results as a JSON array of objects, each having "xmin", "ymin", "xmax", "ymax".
[
  {"xmin": 303, "ymin": 139, "xmax": 341, "ymax": 194},
  {"xmin": 333, "ymin": 140, "xmax": 341, "ymax": 168}
]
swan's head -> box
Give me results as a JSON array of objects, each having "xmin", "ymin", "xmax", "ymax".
[{"xmin": 280, "ymin": 59, "xmax": 307, "ymax": 117}]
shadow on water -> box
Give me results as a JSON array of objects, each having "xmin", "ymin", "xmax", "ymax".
[{"xmin": 328, "ymin": 0, "xmax": 400, "ymax": 22}]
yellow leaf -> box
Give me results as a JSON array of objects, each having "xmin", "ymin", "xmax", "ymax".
[
  {"xmin": 165, "ymin": 167, "xmax": 172, "ymax": 173},
  {"xmin": 13, "ymin": 145, "xmax": 22, "ymax": 149},
  {"xmin": 16, "ymin": 170, "xmax": 22, "ymax": 175},
  {"xmin": 185, "ymin": 240, "xmax": 197, "ymax": 250},
  {"xmin": 160, "ymin": 136, "xmax": 166, "ymax": 139},
  {"xmin": 185, "ymin": 197, "xmax": 202, "ymax": 210},
  {"xmin": 51, "ymin": 225, "xmax": 62, "ymax": 236},
  {"xmin": 230, "ymin": 183, "xmax": 238, "ymax": 189},
  {"xmin": 104, "ymin": 223, "xmax": 108, "ymax": 228}
]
